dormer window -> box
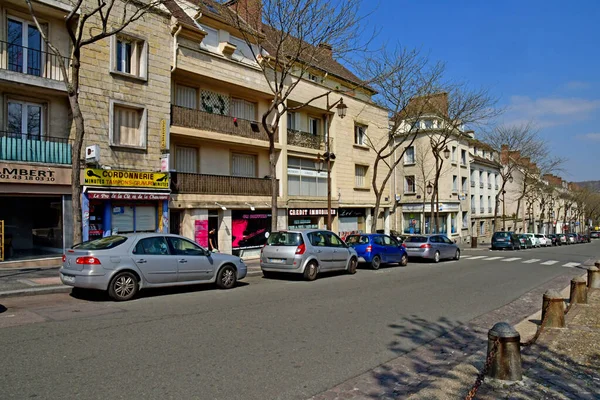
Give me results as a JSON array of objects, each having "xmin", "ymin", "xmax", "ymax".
[
  {"xmin": 308, "ymin": 73, "xmax": 319, "ymax": 83},
  {"xmin": 199, "ymin": 24, "xmax": 219, "ymax": 53},
  {"xmin": 424, "ymin": 119, "xmax": 434, "ymax": 129}
]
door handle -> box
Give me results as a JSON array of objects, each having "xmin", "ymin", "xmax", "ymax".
[
  {"xmin": 317, "ymin": 249, "xmax": 322, "ymax": 253},
  {"xmin": 178, "ymin": 259, "xmax": 188, "ymax": 263},
  {"xmin": 136, "ymin": 259, "xmax": 147, "ymax": 264}
]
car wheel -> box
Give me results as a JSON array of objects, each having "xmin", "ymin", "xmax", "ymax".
[
  {"xmin": 434, "ymin": 251, "xmax": 440, "ymax": 263},
  {"xmin": 454, "ymin": 250, "xmax": 460, "ymax": 260},
  {"xmin": 303, "ymin": 261, "xmax": 318, "ymax": 281},
  {"xmin": 108, "ymin": 271, "xmax": 138, "ymax": 301},
  {"xmin": 400, "ymin": 254, "xmax": 408, "ymax": 266},
  {"xmin": 371, "ymin": 255, "xmax": 382, "ymax": 270},
  {"xmin": 217, "ymin": 265, "xmax": 237, "ymax": 289},
  {"xmin": 347, "ymin": 257, "xmax": 358, "ymax": 274},
  {"xmin": 262, "ymin": 270, "xmax": 275, "ymax": 279}
]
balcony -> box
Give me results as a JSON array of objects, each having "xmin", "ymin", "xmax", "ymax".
[
  {"xmin": 170, "ymin": 172, "xmax": 277, "ymax": 196},
  {"xmin": 0, "ymin": 131, "xmax": 72, "ymax": 164},
  {"xmin": 488, "ymin": 207, "xmax": 493, "ymax": 213},
  {"xmin": 470, "ymin": 180, "xmax": 475, "ymax": 187},
  {"xmin": 479, "ymin": 182, "xmax": 484, "ymax": 188},
  {"xmin": 471, "ymin": 207, "xmax": 476, "ymax": 214},
  {"xmin": 171, "ymin": 105, "xmax": 274, "ymax": 142},
  {"xmin": 488, "ymin": 183, "xmax": 492, "ymax": 189},
  {"xmin": 287, "ymin": 129, "xmax": 325, "ymax": 150},
  {"xmin": 0, "ymin": 40, "xmax": 69, "ymax": 84},
  {"xmin": 480, "ymin": 207, "xmax": 485, "ymax": 213}
]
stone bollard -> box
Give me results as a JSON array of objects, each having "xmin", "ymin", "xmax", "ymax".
[
  {"xmin": 542, "ymin": 289, "xmax": 565, "ymax": 328},
  {"xmin": 487, "ymin": 322, "xmax": 522, "ymax": 381},
  {"xmin": 569, "ymin": 276, "xmax": 588, "ymax": 304},
  {"xmin": 588, "ymin": 266, "xmax": 600, "ymax": 289}
]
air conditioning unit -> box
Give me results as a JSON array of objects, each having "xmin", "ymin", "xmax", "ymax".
[{"xmin": 86, "ymin": 145, "xmax": 100, "ymax": 164}]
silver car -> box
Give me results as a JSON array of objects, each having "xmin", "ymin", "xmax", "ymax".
[
  {"xmin": 260, "ymin": 229, "xmax": 358, "ymax": 280},
  {"xmin": 60, "ymin": 234, "xmax": 247, "ymax": 301},
  {"xmin": 402, "ymin": 234, "xmax": 460, "ymax": 263}
]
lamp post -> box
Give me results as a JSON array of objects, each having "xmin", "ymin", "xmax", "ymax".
[
  {"xmin": 426, "ymin": 181, "xmax": 433, "ymax": 233},
  {"xmin": 321, "ymin": 97, "xmax": 347, "ymax": 230}
]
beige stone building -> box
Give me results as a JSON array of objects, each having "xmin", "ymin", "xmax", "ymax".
[{"xmin": 165, "ymin": 0, "xmax": 391, "ymax": 256}]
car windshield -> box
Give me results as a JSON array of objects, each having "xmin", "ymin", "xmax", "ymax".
[
  {"xmin": 266, "ymin": 232, "xmax": 303, "ymax": 246},
  {"xmin": 346, "ymin": 235, "xmax": 369, "ymax": 245},
  {"xmin": 535, "ymin": 235, "xmax": 543, "ymax": 238},
  {"xmin": 404, "ymin": 236, "xmax": 428, "ymax": 243},
  {"xmin": 493, "ymin": 232, "xmax": 510, "ymax": 238},
  {"xmin": 73, "ymin": 235, "xmax": 128, "ymax": 250}
]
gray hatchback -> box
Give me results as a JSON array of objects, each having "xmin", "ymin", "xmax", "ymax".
[
  {"xmin": 402, "ymin": 234, "xmax": 460, "ymax": 263},
  {"xmin": 260, "ymin": 229, "xmax": 358, "ymax": 280},
  {"xmin": 60, "ymin": 234, "xmax": 247, "ymax": 301}
]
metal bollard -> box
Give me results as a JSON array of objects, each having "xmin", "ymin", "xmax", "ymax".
[
  {"xmin": 487, "ymin": 322, "xmax": 522, "ymax": 381},
  {"xmin": 542, "ymin": 289, "xmax": 565, "ymax": 328},
  {"xmin": 588, "ymin": 266, "xmax": 600, "ymax": 289},
  {"xmin": 569, "ymin": 276, "xmax": 588, "ymax": 304}
]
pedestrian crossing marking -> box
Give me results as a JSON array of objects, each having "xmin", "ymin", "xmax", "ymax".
[
  {"xmin": 467, "ymin": 256, "xmax": 487, "ymax": 260},
  {"xmin": 483, "ymin": 257, "xmax": 504, "ymax": 261},
  {"xmin": 461, "ymin": 255, "xmax": 473, "ymax": 259},
  {"xmin": 522, "ymin": 259, "xmax": 541, "ymax": 264},
  {"xmin": 562, "ymin": 262, "xmax": 580, "ymax": 268},
  {"xmin": 502, "ymin": 258, "xmax": 521, "ymax": 262},
  {"xmin": 541, "ymin": 260, "xmax": 559, "ymax": 265}
]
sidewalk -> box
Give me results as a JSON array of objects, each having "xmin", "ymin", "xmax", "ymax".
[{"xmin": 0, "ymin": 259, "xmax": 262, "ymax": 298}]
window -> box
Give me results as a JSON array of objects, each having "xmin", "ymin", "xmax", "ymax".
[
  {"xmin": 488, "ymin": 196, "xmax": 492, "ymax": 209},
  {"xmin": 404, "ymin": 146, "xmax": 415, "ymax": 164},
  {"xmin": 452, "ymin": 175, "xmax": 458, "ymax": 192},
  {"xmin": 461, "ymin": 149, "xmax": 467, "ymax": 165},
  {"xmin": 267, "ymin": 231, "xmax": 303, "ymax": 246},
  {"xmin": 355, "ymin": 124, "xmax": 366, "ymax": 145},
  {"xmin": 423, "ymin": 119, "xmax": 434, "ymax": 129},
  {"xmin": 199, "ymin": 24, "xmax": 219, "ymax": 52},
  {"xmin": 7, "ymin": 99, "xmax": 43, "ymax": 139},
  {"xmin": 134, "ymin": 237, "xmax": 170, "ymax": 255},
  {"xmin": 110, "ymin": 101, "xmax": 147, "ymax": 148},
  {"xmin": 373, "ymin": 236, "xmax": 384, "ymax": 246},
  {"xmin": 309, "ymin": 232, "xmax": 327, "ymax": 247},
  {"xmin": 451, "ymin": 146, "xmax": 457, "ymax": 162},
  {"xmin": 462, "ymin": 211, "xmax": 468, "ymax": 229},
  {"xmin": 167, "ymin": 237, "xmax": 205, "ymax": 256},
  {"xmin": 308, "ymin": 73, "xmax": 319, "ymax": 82},
  {"xmin": 176, "ymin": 85, "xmax": 197, "ymax": 109},
  {"xmin": 325, "ymin": 232, "xmax": 345, "ymax": 247},
  {"xmin": 230, "ymin": 36, "xmax": 257, "ymax": 65},
  {"xmin": 231, "ymin": 98, "xmax": 256, "ymax": 121},
  {"xmin": 355, "ymin": 165, "xmax": 367, "ymax": 187},
  {"xmin": 74, "ymin": 236, "xmax": 128, "ymax": 250},
  {"xmin": 176, "ymin": 146, "xmax": 198, "ymax": 173},
  {"xmin": 111, "ymin": 34, "xmax": 147, "ymax": 79},
  {"xmin": 480, "ymin": 221, "xmax": 485, "ymax": 235},
  {"xmin": 287, "ymin": 157, "xmax": 326, "ymax": 196},
  {"xmin": 404, "ymin": 175, "xmax": 416, "ymax": 194},
  {"xmin": 7, "ymin": 18, "xmax": 43, "ymax": 76},
  {"xmin": 287, "ymin": 112, "xmax": 296, "ymax": 130},
  {"xmin": 462, "ymin": 177, "xmax": 468, "ymax": 192},
  {"xmin": 309, "ymin": 117, "xmax": 320, "ymax": 136},
  {"xmin": 232, "ymin": 153, "xmax": 256, "ymax": 177}
]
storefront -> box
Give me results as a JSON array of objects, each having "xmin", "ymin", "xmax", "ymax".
[
  {"xmin": 338, "ymin": 208, "xmax": 366, "ymax": 240},
  {"xmin": 288, "ymin": 208, "xmax": 337, "ymax": 230},
  {"xmin": 82, "ymin": 168, "xmax": 170, "ymax": 241},
  {"xmin": 232, "ymin": 209, "xmax": 271, "ymax": 257},
  {"xmin": 0, "ymin": 163, "xmax": 72, "ymax": 262},
  {"xmin": 401, "ymin": 203, "xmax": 460, "ymax": 236}
]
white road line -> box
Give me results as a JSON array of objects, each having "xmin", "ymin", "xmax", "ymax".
[
  {"xmin": 466, "ymin": 256, "xmax": 487, "ymax": 260},
  {"xmin": 541, "ymin": 260, "xmax": 559, "ymax": 265},
  {"xmin": 522, "ymin": 259, "xmax": 541, "ymax": 264},
  {"xmin": 502, "ymin": 257, "xmax": 521, "ymax": 262},
  {"xmin": 562, "ymin": 262, "xmax": 580, "ymax": 268},
  {"xmin": 460, "ymin": 255, "xmax": 472, "ymax": 259},
  {"xmin": 483, "ymin": 257, "xmax": 504, "ymax": 261}
]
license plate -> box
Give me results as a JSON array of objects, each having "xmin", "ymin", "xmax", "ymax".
[
  {"xmin": 62, "ymin": 274, "xmax": 75, "ymax": 283},
  {"xmin": 496, "ymin": 238, "xmax": 505, "ymax": 242},
  {"xmin": 269, "ymin": 258, "xmax": 285, "ymax": 264}
]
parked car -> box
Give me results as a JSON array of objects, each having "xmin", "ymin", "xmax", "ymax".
[
  {"xmin": 567, "ymin": 233, "xmax": 576, "ymax": 244},
  {"xmin": 260, "ymin": 229, "xmax": 358, "ymax": 281},
  {"xmin": 535, "ymin": 234, "xmax": 550, "ymax": 247},
  {"xmin": 346, "ymin": 233, "xmax": 408, "ymax": 269},
  {"xmin": 590, "ymin": 231, "xmax": 600, "ymax": 239},
  {"xmin": 491, "ymin": 231, "xmax": 521, "ymax": 250},
  {"xmin": 524, "ymin": 233, "xmax": 541, "ymax": 248},
  {"xmin": 402, "ymin": 234, "xmax": 460, "ymax": 263},
  {"xmin": 547, "ymin": 234, "xmax": 559, "ymax": 246},
  {"xmin": 60, "ymin": 234, "xmax": 247, "ymax": 301},
  {"xmin": 581, "ymin": 234, "xmax": 590, "ymax": 243},
  {"xmin": 557, "ymin": 233, "xmax": 567, "ymax": 245},
  {"xmin": 518, "ymin": 234, "xmax": 533, "ymax": 249},
  {"xmin": 376, "ymin": 229, "xmax": 409, "ymax": 243}
]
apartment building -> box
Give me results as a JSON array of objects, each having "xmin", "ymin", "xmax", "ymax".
[
  {"xmin": 166, "ymin": 0, "xmax": 391, "ymax": 257},
  {"xmin": 0, "ymin": 0, "xmax": 172, "ymax": 264}
]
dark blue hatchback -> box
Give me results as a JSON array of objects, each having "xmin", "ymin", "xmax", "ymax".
[{"xmin": 345, "ymin": 233, "xmax": 408, "ymax": 270}]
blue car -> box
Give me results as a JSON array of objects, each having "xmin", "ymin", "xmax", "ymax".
[{"xmin": 345, "ymin": 233, "xmax": 408, "ymax": 270}]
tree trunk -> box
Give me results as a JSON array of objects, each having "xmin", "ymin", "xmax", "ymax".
[
  {"xmin": 269, "ymin": 136, "xmax": 278, "ymax": 232},
  {"xmin": 371, "ymin": 188, "xmax": 381, "ymax": 233},
  {"xmin": 67, "ymin": 58, "xmax": 83, "ymax": 245}
]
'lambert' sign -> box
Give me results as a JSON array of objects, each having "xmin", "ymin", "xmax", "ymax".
[{"xmin": 0, "ymin": 163, "xmax": 71, "ymax": 185}]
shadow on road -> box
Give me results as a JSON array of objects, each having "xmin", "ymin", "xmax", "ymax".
[{"xmin": 0, "ymin": 304, "xmax": 6, "ymax": 314}]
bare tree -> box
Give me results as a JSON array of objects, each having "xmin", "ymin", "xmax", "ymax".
[
  {"xmin": 414, "ymin": 142, "xmax": 436, "ymax": 232},
  {"xmin": 226, "ymin": 0, "xmax": 374, "ymax": 231},
  {"xmin": 26, "ymin": 0, "xmax": 168, "ymax": 244}
]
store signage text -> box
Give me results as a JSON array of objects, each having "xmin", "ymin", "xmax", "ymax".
[
  {"xmin": 0, "ymin": 163, "xmax": 71, "ymax": 185},
  {"xmin": 88, "ymin": 192, "xmax": 170, "ymax": 200},
  {"xmin": 84, "ymin": 168, "xmax": 169, "ymax": 189},
  {"xmin": 288, "ymin": 209, "xmax": 337, "ymax": 216}
]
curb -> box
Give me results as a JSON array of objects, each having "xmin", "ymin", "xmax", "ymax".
[{"xmin": 0, "ymin": 285, "xmax": 71, "ymax": 298}]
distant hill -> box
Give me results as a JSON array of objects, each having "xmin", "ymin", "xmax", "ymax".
[{"xmin": 575, "ymin": 181, "xmax": 600, "ymax": 192}]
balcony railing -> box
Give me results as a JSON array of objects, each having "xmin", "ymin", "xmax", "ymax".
[
  {"xmin": 479, "ymin": 182, "xmax": 484, "ymax": 188},
  {"xmin": 471, "ymin": 207, "xmax": 476, "ymax": 214},
  {"xmin": 0, "ymin": 40, "xmax": 69, "ymax": 82},
  {"xmin": 488, "ymin": 207, "xmax": 493, "ymax": 213},
  {"xmin": 0, "ymin": 131, "xmax": 72, "ymax": 164},
  {"xmin": 170, "ymin": 172, "xmax": 277, "ymax": 196},
  {"xmin": 480, "ymin": 207, "xmax": 485, "ymax": 213},
  {"xmin": 470, "ymin": 180, "xmax": 475, "ymax": 187},
  {"xmin": 488, "ymin": 183, "xmax": 492, "ymax": 189},
  {"xmin": 495, "ymin": 184, "xmax": 499, "ymax": 190},
  {"xmin": 171, "ymin": 105, "xmax": 275, "ymax": 142},
  {"xmin": 287, "ymin": 129, "xmax": 325, "ymax": 150}
]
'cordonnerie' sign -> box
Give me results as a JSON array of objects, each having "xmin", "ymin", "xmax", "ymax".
[{"xmin": 84, "ymin": 168, "xmax": 169, "ymax": 189}]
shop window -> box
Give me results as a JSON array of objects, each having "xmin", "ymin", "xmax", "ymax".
[
  {"xmin": 232, "ymin": 153, "xmax": 257, "ymax": 177},
  {"xmin": 111, "ymin": 205, "xmax": 156, "ymax": 234},
  {"xmin": 176, "ymin": 85, "xmax": 197, "ymax": 109},
  {"xmin": 354, "ymin": 124, "xmax": 366, "ymax": 145},
  {"xmin": 355, "ymin": 165, "xmax": 367, "ymax": 188},
  {"xmin": 176, "ymin": 146, "xmax": 199, "ymax": 173},
  {"xmin": 110, "ymin": 101, "xmax": 147, "ymax": 148},
  {"xmin": 231, "ymin": 98, "xmax": 256, "ymax": 121},
  {"xmin": 404, "ymin": 176, "xmax": 416, "ymax": 194},
  {"xmin": 110, "ymin": 34, "xmax": 147, "ymax": 79},
  {"xmin": 134, "ymin": 237, "xmax": 169, "ymax": 255}
]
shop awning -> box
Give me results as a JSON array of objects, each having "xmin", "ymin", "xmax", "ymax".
[{"xmin": 87, "ymin": 191, "xmax": 171, "ymax": 200}]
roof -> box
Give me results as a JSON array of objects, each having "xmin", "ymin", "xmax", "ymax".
[{"xmin": 470, "ymin": 154, "xmax": 502, "ymax": 169}]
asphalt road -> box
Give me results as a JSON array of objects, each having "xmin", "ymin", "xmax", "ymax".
[{"xmin": 1, "ymin": 242, "xmax": 598, "ymax": 400}]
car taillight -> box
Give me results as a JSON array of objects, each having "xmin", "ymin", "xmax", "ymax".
[
  {"xmin": 62, "ymin": 254, "xmax": 66, "ymax": 263},
  {"xmin": 366, "ymin": 245, "xmax": 372, "ymax": 253},
  {"xmin": 401, "ymin": 243, "xmax": 406, "ymax": 248},
  {"xmin": 76, "ymin": 256, "xmax": 101, "ymax": 265},
  {"xmin": 420, "ymin": 244, "xmax": 432, "ymax": 248},
  {"xmin": 295, "ymin": 243, "xmax": 306, "ymax": 255}
]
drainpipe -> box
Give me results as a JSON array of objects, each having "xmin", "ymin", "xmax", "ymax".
[{"xmin": 171, "ymin": 24, "xmax": 183, "ymax": 72}]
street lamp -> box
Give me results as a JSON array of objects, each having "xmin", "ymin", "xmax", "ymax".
[
  {"xmin": 323, "ymin": 97, "xmax": 347, "ymax": 230},
  {"xmin": 426, "ymin": 181, "xmax": 433, "ymax": 195},
  {"xmin": 443, "ymin": 147, "xmax": 450, "ymax": 159}
]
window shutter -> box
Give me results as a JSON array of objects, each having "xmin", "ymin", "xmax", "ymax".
[
  {"xmin": 232, "ymin": 153, "xmax": 256, "ymax": 177},
  {"xmin": 135, "ymin": 206, "xmax": 157, "ymax": 232},
  {"xmin": 176, "ymin": 86, "xmax": 197, "ymax": 109},
  {"xmin": 231, "ymin": 99, "xmax": 256, "ymax": 121},
  {"xmin": 114, "ymin": 106, "xmax": 140, "ymax": 146},
  {"xmin": 355, "ymin": 165, "xmax": 366, "ymax": 187},
  {"xmin": 176, "ymin": 146, "xmax": 198, "ymax": 173}
]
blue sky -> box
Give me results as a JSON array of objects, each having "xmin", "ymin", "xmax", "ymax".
[{"xmin": 360, "ymin": 0, "xmax": 599, "ymax": 182}]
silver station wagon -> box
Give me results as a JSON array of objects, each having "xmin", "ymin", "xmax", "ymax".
[
  {"xmin": 60, "ymin": 234, "xmax": 247, "ymax": 301},
  {"xmin": 260, "ymin": 229, "xmax": 358, "ymax": 280}
]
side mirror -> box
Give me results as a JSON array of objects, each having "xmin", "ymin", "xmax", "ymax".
[{"xmin": 265, "ymin": 232, "xmax": 270, "ymax": 239}]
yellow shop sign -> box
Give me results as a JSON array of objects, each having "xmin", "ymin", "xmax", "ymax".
[{"xmin": 84, "ymin": 168, "xmax": 169, "ymax": 189}]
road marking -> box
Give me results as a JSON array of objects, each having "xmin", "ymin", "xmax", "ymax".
[
  {"xmin": 483, "ymin": 257, "xmax": 503, "ymax": 261},
  {"xmin": 502, "ymin": 257, "xmax": 521, "ymax": 262},
  {"xmin": 562, "ymin": 262, "xmax": 580, "ymax": 268},
  {"xmin": 541, "ymin": 260, "xmax": 559, "ymax": 265},
  {"xmin": 461, "ymin": 255, "xmax": 473, "ymax": 259},
  {"xmin": 522, "ymin": 259, "xmax": 541, "ymax": 264},
  {"xmin": 466, "ymin": 256, "xmax": 487, "ymax": 260}
]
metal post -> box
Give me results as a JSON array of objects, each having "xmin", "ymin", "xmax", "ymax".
[
  {"xmin": 487, "ymin": 322, "xmax": 522, "ymax": 381},
  {"xmin": 327, "ymin": 145, "xmax": 332, "ymax": 230},
  {"xmin": 502, "ymin": 190, "xmax": 506, "ymax": 231}
]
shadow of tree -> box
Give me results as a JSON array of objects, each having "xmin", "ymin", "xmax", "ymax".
[{"xmin": 0, "ymin": 304, "xmax": 6, "ymax": 314}]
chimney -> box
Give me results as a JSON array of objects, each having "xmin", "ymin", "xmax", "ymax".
[
  {"xmin": 318, "ymin": 43, "xmax": 333, "ymax": 58},
  {"xmin": 227, "ymin": 0, "xmax": 262, "ymax": 32}
]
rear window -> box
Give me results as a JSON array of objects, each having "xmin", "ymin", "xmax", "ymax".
[
  {"xmin": 267, "ymin": 232, "xmax": 303, "ymax": 246},
  {"xmin": 404, "ymin": 236, "xmax": 428, "ymax": 243},
  {"xmin": 493, "ymin": 232, "xmax": 510, "ymax": 238},
  {"xmin": 73, "ymin": 235, "xmax": 128, "ymax": 250},
  {"xmin": 346, "ymin": 235, "xmax": 369, "ymax": 245}
]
